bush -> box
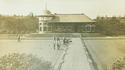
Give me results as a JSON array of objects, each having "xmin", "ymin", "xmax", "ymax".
[
  {"xmin": 112, "ymin": 57, "xmax": 125, "ymax": 70},
  {"xmin": 0, "ymin": 53, "xmax": 52, "ymax": 70}
]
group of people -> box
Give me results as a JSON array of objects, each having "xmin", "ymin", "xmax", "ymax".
[
  {"xmin": 53, "ymin": 37, "xmax": 61, "ymax": 50},
  {"xmin": 53, "ymin": 36, "xmax": 72, "ymax": 50}
]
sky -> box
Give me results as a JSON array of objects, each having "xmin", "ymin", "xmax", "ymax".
[{"xmin": 0, "ymin": 0, "xmax": 125, "ymax": 18}]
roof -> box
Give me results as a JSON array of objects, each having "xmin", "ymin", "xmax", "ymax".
[
  {"xmin": 42, "ymin": 10, "xmax": 52, "ymax": 15},
  {"xmin": 38, "ymin": 15, "xmax": 54, "ymax": 17},
  {"xmin": 37, "ymin": 13, "xmax": 95, "ymax": 23},
  {"xmin": 51, "ymin": 14, "xmax": 95, "ymax": 22}
]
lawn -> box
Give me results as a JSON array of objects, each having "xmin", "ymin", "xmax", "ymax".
[
  {"xmin": 84, "ymin": 38, "xmax": 125, "ymax": 70},
  {"xmin": 0, "ymin": 39, "xmax": 63, "ymax": 64}
]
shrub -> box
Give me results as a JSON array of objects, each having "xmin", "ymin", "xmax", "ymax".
[{"xmin": 0, "ymin": 53, "xmax": 52, "ymax": 70}]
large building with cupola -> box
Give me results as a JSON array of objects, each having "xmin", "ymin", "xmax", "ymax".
[{"xmin": 38, "ymin": 10, "xmax": 96, "ymax": 33}]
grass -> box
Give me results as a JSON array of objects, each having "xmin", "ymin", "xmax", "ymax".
[{"xmin": 84, "ymin": 38, "xmax": 125, "ymax": 70}]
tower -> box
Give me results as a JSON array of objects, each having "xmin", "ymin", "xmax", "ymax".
[{"xmin": 38, "ymin": 0, "xmax": 54, "ymax": 33}]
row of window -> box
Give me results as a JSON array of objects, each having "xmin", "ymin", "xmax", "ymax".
[
  {"xmin": 39, "ymin": 26, "xmax": 95, "ymax": 32},
  {"xmin": 39, "ymin": 27, "xmax": 52, "ymax": 31}
]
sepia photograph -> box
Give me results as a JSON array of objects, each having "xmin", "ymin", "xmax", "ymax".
[{"xmin": 0, "ymin": 0, "xmax": 125, "ymax": 70}]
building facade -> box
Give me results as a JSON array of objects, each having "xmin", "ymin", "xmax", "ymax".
[{"xmin": 38, "ymin": 10, "xmax": 96, "ymax": 33}]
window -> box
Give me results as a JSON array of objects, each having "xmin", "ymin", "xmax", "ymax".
[
  {"xmin": 91, "ymin": 25, "xmax": 96, "ymax": 32},
  {"xmin": 85, "ymin": 25, "xmax": 91, "ymax": 32},
  {"xmin": 40, "ymin": 27, "xmax": 42, "ymax": 31},
  {"xmin": 44, "ymin": 27, "xmax": 47, "ymax": 31},
  {"xmin": 48, "ymin": 27, "xmax": 52, "ymax": 31}
]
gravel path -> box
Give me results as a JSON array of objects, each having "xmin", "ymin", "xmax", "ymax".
[{"xmin": 60, "ymin": 38, "xmax": 92, "ymax": 70}]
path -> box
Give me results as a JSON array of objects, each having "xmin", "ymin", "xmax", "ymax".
[{"xmin": 60, "ymin": 38, "xmax": 92, "ymax": 70}]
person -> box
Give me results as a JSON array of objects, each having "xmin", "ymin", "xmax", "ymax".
[
  {"xmin": 17, "ymin": 34, "xmax": 21, "ymax": 42},
  {"xmin": 53, "ymin": 42, "xmax": 56, "ymax": 50},
  {"xmin": 54, "ymin": 36, "xmax": 56, "ymax": 41},
  {"xmin": 57, "ymin": 43, "xmax": 60, "ymax": 50},
  {"xmin": 63, "ymin": 37, "xmax": 66, "ymax": 44}
]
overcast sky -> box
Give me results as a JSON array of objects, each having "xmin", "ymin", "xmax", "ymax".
[{"xmin": 0, "ymin": 0, "xmax": 125, "ymax": 18}]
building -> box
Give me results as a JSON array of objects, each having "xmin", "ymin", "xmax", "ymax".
[{"xmin": 38, "ymin": 10, "xmax": 96, "ymax": 33}]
